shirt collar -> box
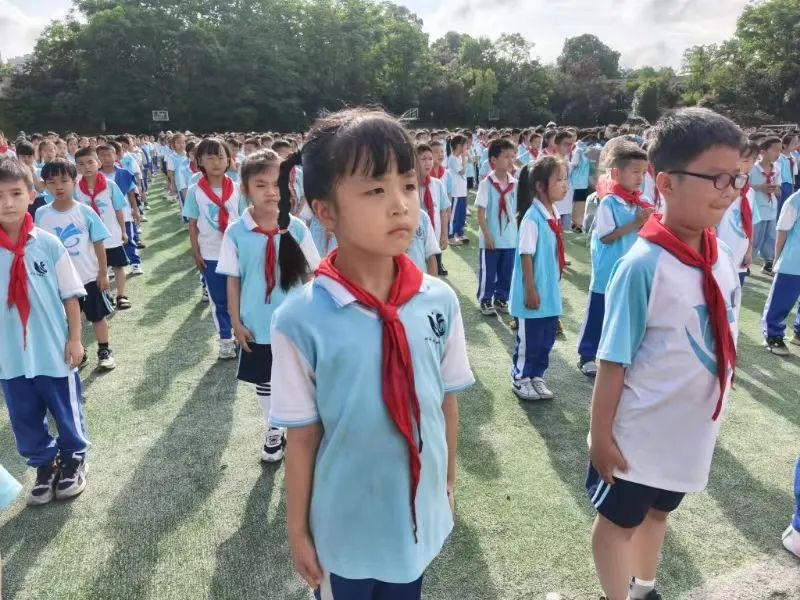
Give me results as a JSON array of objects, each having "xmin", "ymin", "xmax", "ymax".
[
  {"xmin": 314, "ymin": 272, "xmax": 428, "ymax": 309},
  {"xmin": 533, "ymin": 198, "xmax": 559, "ymax": 220},
  {"xmin": 241, "ymin": 207, "xmax": 257, "ymax": 231},
  {"xmin": 487, "ymin": 171, "xmax": 517, "ymax": 186}
]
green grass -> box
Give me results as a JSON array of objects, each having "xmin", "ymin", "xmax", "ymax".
[{"xmin": 1, "ymin": 178, "xmax": 798, "ymax": 599}]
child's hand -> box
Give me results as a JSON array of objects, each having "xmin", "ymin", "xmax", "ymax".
[
  {"xmin": 65, "ymin": 340, "xmax": 84, "ymax": 369},
  {"xmin": 590, "ymin": 436, "xmax": 628, "ymax": 485},
  {"xmin": 447, "ymin": 486, "xmax": 455, "ymax": 518},
  {"xmin": 193, "ymin": 252, "xmax": 206, "ymax": 272},
  {"xmin": 440, "ymin": 237, "xmax": 448, "ymax": 251},
  {"xmin": 233, "ymin": 322, "xmax": 254, "ymax": 353},
  {"xmin": 742, "ymin": 246, "xmax": 753, "ymax": 269},
  {"xmin": 98, "ymin": 274, "xmax": 110, "ymax": 292},
  {"xmin": 525, "ymin": 288, "xmax": 540, "ymax": 310},
  {"xmin": 290, "ymin": 532, "xmax": 323, "ymax": 589},
  {"xmin": 484, "ymin": 235, "xmax": 495, "ymax": 251},
  {"xmin": 121, "ymin": 231, "xmax": 129, "ymax": 245},
  {"xmin": 636, "ymin": 207, "xmax": 654, "ymax": 226}
]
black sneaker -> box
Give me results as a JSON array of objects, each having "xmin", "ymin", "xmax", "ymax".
[
  {"xmin": 643, "ymin": 590, "xmax": 663, "ymax": 600},
  {"xmin": 438, "ymin": 266, "xmax": 448, "ymax": 276},
  {"xmin": 493, "ymin": 299, "xmax": 509, "ymax": 314},
  {"xmin": 135, "ymin": 241, "xmax": 147, "ymax": 249},
  {"xmin": 766, "ymin": 337, "xmax": 791, "ymax": 356},
  {"xmin": 261, "ymin": 428, "xmax": 285, "ymax": 463},
  {"xmin": 762, "ymin": 261, "xmax": 774, "ymax": 274},
  {"xmin": 27, "ymin": 460, "xmax": 59, "ymax": 506},
  {"xmin": 55, "ymin": 453, "xmax": 87, "ymax": 500},
  {"xmin": 98, "ymin": 347, "xmax": 116, "ymax": 370},
  {"xmin": 480, "ymin": 300, "xmax": 496, "ymax": 316}
]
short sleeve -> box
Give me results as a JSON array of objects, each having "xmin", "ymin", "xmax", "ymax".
[
  {"xmin": 216, "ymin": 230, "xmax": 240, "ymax": 276},
  {"xmin": 86, "ymin": 207, "xmax": 110, "ymax": 243},
  {"xmin": 109, "ymin": 182, "xmax": 127, "ymax": 211},
  {"xmin": 596, "ymin": 256, "xmax": 653, "ymax": 367},
  {"xmin": 594, "ymin": 199, "xmax": 617, "ymax": 239},
  {"xmin": 777, "ymin": 198, "xmax": 798, "ymax": 231},
  {"xmin": 518, "ymin": 218, "xmax": 538, "ymax": 255},
  {"xmin": 182, "ymin": 186, "xmax": 200, "ymax": 220},
  {"xmin": 53, "ymin": 245, "xmax": 86, "ymax": 300},
  {"xmin": 423, "ymin": 215, "xmax": 440, "ymax": 258},
  {"xmin": 270, "ymin": 329, "xmax": 320, "ymax": 427},
  {"xmin": 441, "ymin": 297, "xmax": 475, "ymax": 392},
  {"xmin": 297, "ymin": 228, "xmax": 321, "ymax": 271},
  {"xmin": 435, "ymin": 180, "xmax": 450, "ymax": 211},
  {"xmin": 475, "ymin": 180, "xmax": 489, "ymax": 208}
]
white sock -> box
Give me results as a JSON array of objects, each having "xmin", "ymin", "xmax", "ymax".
[
  {"xmin": 255, "ymin": 383, "xmax": 271, "ymax": 428},
  {"xmin": 629, "ymin": 577, "xmax": 655, "ymax": 600}
]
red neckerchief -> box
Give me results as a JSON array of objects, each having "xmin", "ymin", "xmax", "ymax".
[
  {"xmin": 315, "ymin": 250, "xmax": 424, "ymax": 541},
  {"xmin": 251, "ymin": 225, "xmax": 282, "ymax": 302},
  {"xmin": 189, "ymin": 161, "xmax": 199, "ymax": 174},
  {"xmin": 529, "ymin": 147, "xmax": 539, "ymax": 160},
  {"xmin": 610, "ymin": 181, "xmax": 652, "ymax": 209},
  {"xmin": 0, "ymin": 145, "xmax": 9, "ymax": 154},
  {"xmin": 421, "ymin": 175, "xmax": 436, "ymax": 226},
  {"xmin": 78, "ymin": 172, "xmax": 107, "ymax": 215},
  {"xmin": 544, "ymin": 207, "xmax": 566, "ymax": 277},
  {"xmin": 432, "ymin": 165, "xmax": 445, "ymax": 179},
  {"xmin": 0, "ymin": 213, "xmax": 34, "ymax": 348},
  {"xmin": 739, "ymin": 184, "xmax": 753, "ymax": 241},
  {"xmin": 646, "ymin": 164, "xmax": 661, "ymax": 205},
  {"xmin": 760, "ymin": 164, "xmax": 775, "ymax": 201},
  {"xmin": 639, "ymin": 215, "xmax": 735, "ymax": 421},
  {"xmin": 198, "ymin": 175, "xmax": 234, "ymax": 233},
  {"xmin": 489, "ymin": 174, "xmax": 514, "ymax": 231}
]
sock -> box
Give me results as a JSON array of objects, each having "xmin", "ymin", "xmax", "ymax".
[
  {"xmin": 255, "ymin": 383, "xmax": 271, "ymax": 429},
  {"xmin": 630, "ymin": 577, "xmax": 655, "ymax": 600},
  {"xmin": 98, "ymin": 342, "xmax": 109, "ymax": 350}
]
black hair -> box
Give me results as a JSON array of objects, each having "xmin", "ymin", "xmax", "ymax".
[
  {"xmin": 244, "ymin": 137, "xmax": 261, "ymax": 148},
  {"xmin": 429, "ymin": 139, "xmax": 443, "ymax": 148},
  {"xmin": 15, "ymin": 141, "xmax": 35, "ymax": 157},
  {"xmin": 759, "ymin": 135, "xmax": 782, "ymax": 152},
  {"xmin": 782, "ymin": 133, "xmax": 798, "ymax": 147},
  {"xmin": 416, "ymin": 143, "xmax": 433, "ymax": 155},
  {"xmin": 271, "ymin": 139, "xmax": 292, "ymax": 152},
  {"xmin": 543, "ymin": 129, "xmax": 557, "ymax": 147},
  {"xmin": 449, "ymin": 134, "xmax": 467, "ymax": 156},
  {"xmin": 115, "ymin": 135, "xmax": 131, "ymax": 146},
  {"xmin": 185, "ymin": 139, "xmax": 198, "ymax": 154},
  {"xmin": 488, "ymin": 138, "xmax": 516, "ymax": 160},
  {"xmin": 647, "ymin": 108, "xmax": 745, "ymax": 175},
  {"xmin": 607, "ymin": 142, "xmax": 648, "ymax": 169},
  {"xmin": 96, "ymin": 143, "xmax": 115, "ymax": 155},
  {"xmin": 41, "ymin": 159, "xmax": 78, "ymax": 181},
  {"xmin": 74, "ymin": 147, "xmax": 97, "ymax": 161},
  {"xmin": 742, "ymin": 140, "xmax": 760, "ymax": 159},
  {"xmin": 0, "ymin": 157, "xmax": 33, "ymax": 189},
  {"xmin": 554, "ymin": 130, "xmax": 572, "ymax": 145},
  {"xmin": 516, "ymin": 156, "xmax": 565, "ymax": 226},
  {"xmin": 194, "ymin": 137, "xmax": 232, "ymax": 175}
]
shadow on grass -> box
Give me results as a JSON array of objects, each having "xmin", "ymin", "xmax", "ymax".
[
  {"xmin": 458, "ymin": 376, "xmax": 501, "ymax": 481},
  {"xmin": 84, "ymin": 361, "xmax": 236, "ymax": 599},
  {"xmin": 136, "ymin": 269, "xmax": 200, "ymax": 329}
]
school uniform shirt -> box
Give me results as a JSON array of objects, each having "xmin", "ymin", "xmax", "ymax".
[
  {"xmin": 717, "ymin": 188, "xmax": 754, "ymax": 273},
  {"xmin": 270, "ymin": 272, "xmax": 474, "ymax": 583},
  {"xmin": 177, "ymin": 157, "xmax": 194, "ymax": 192},
  {"xmin": 553, "ymin": 154, "xmax": 575, "ymax": 216},
  {"xmin": 167, "ymin": 152, "xmax": 186, "ymax": 177},
  {"xmin": 120, "ymin": 152, "xmax": 142, "ymax": 180},
  {"xmin": 419, "ymin": 177, "xmax": 450, "ymax": 243},
  {"xmin": 35, "ymin": 203, "xmax": 110, "ymax": 284},
  {"xmin": 447, "ymin": 154, "xmax": 468, "ymax": 197},
  {"xmin": 778, "ymin": 154, "xmax": 795, "ymax": 186},
  {"xmin": 73, "ymin": 177, "xmax": 127, "ymax": 249},
  {"xmin": 590, "ymin": 195, "xmax": 640, "ymax": 293},
  {"xmin": 641, "ymin": 170, "xmax": 657, "ymax": 206},
  {"xmin": 509, "ymin": 200, "xmax": 562, "ymax": 320},
  {"xmin": 0, "ymin": 227, "xmax": 86, "ymax": 380},
  {"xmin": 775, "ymin": 191, "xmax": 800, "ymax": 275},
  {"xmin": 570, "ymin": 145, "xmax": 591, "ymax": 191},
  {"xmin": 101, "ymin": 168, "xmax": 136, "ymax": 223},
  {"xmin": 0, "ymin": 148, "xmax": 17, "ymax": 159},
  {"xmin": 475, "ymin": 171, "xmax": 518, "ymax": 249},
  {"xmin": 406, "ymin": 211, "xmax": 440, "ymax": 272},
  {"xmin": 750, "ymin": 162, "xmax": 779, "ymax": 223},
  {"xmin": 216, "ymin": 210, "xmax": 319, "ymax": 344},
  {"xmin": 182, "ymin": 180, "xmax": 246, "ymax": 260},
  {"xmin": 597, "ymin": 237, "xmax": 740, "ymax": 492}
]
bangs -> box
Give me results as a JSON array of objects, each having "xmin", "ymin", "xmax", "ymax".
[
  {"xmin": 196, "ymin": 138, "xmax": 231, "ymax": 159},
  {"xmin": 331, "ymin": 115, "xmax": 416, "ymax": 180},
  {"xmin": 41, "ymin": 160, "xmax": 77, "ymax": 181}
]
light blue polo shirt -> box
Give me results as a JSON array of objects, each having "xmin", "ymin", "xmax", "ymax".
[
  {"xmin": 570, "ymin": 145, "xmax": 591, "ymax": 190},
  {"xmin": 216, "ymin": 210, "xmax": 320, "ymax": 344},
  {"xmin": 509, "ymin": 200, "xmax": 562, "ymax": 319},
  {"xmin": 270, "ymin": 273, "xmax": 474, "ymax": 583},
  {"xmin": 475, "ymin": 171, "xmax": 518, "ymax": 249},
  {"xmin": 590, "ymin": 195, "xmax": 640, "ymax": 293},
  {"xmin": 406, "ymin": 211, "xmax": 439, "ymax": 271},
  {"xmin": 73, "ymin": 177, "xmax": 127, "ymax": 249},
  {"xmin": 0, "ymin": 228, "xmax": 86, "ymax": 380},
  {"xmin": 777, "ymin": 154, "xmax": 795, "ymax": 186},
  {"xmin": 310, "ymin": 217, "xmax": 337, "ymax": 256},
  {"xmin": 750, "ymin": 162, "xmax": 779, "ymax": 223},
  {"xmin": 775, "ymin": 191, "xmax": 800, "ymax": 275}
]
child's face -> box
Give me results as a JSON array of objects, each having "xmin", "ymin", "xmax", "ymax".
[
  {"xmin": 530, "ymin": 135, "xmax": 542, "ymax": 149},
  {"xmin": 173, "ymin": 136, "xmax": 186, "ymax": 154},
  {"xmin": 76, "ymin": 154, "xmax": 100, "ymax": 179},
  {"xmin": 786, "ymin": 137, "xmax": 799, "ymax": 152},
  {"xmin": 243, "ymin": 167, "xmax": 280, "ymax": 215},
  {"xmin": 45, "ymin": 174, "xmax": 75, "ymax": 203},
  {"xmin": 39, "ymin": 145, "xmax": 56, "ymax": 163},
  {"xmin": 199, "ymin": 151, "xmax": 230, "ymax": 177},
  {"xmin": 0, "ymin": 178, "xmax": 34, "ymax": 230},
  {"xmin": 739, "ymin": 152, "xmax": 757, "ymax": 176},
  {"xmin": 244, "ymin": 143, "xmax": 259, "ymax": 156},
  {"xmin": 493, "ymin": 148, "xmax": 516, "ymax": 174},
  {"xmin": 432, "ymin": 146, "xmax": 444, "ymax": 164},
  {"xmin": 97, "ymin": 149, "xmax": 116, "ymax": 170},
  {"xmin": 67, "ymin": 139, "xmax": 78, "ymax": 155},
  {"xmin": 547, "ymin": 165, "xmax": 569, "ymax": 202},
  {"xmin": 18, "ymin": 154, "xmax": 35, "ymax": 168},
  {"xmin": 318, "ymin": 161, "xmax": 420, "ymax": 258},
  {"xmin": 275, "ymin": 147, "xmax": 291, "ymax": 160},
  {"xmin": 764, "ymin": 142, "xmax": 782, "ymax": 163},
  {"xmin": 56, "ymin": 142, "xmax": 67, "ymax": 158},
  {"xmin": 88, "ymin": 138, "xmax": 97, "ymax": 150},
  {"xmin": 613, "ymin": 160, "xmax": 648, "ymax": 193},
  {"xmin": 557, "ymin": 139, "xmax": 574, "ymax": 157},
  {"xmin": 664, "ymin": 145, "xmax": 740, "ymax": 230},
  {"xmin": 418, "ymin": 151, "xmax": 434, "ymax": 176}
]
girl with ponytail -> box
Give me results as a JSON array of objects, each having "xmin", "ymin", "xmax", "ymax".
[{"xmin": 215, "ymin": 149, "xmax": 320, "ymax": 462}]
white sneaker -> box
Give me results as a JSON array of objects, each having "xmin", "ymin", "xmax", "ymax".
[
  {"xmin": 261, "ymin": 427, "xmax": 286, "ymax": 462},
  {"xmin": 201, "ymin": 288, "xmax": 209, "ymax": 302},
  {"xmin": 130, "ymin": 263, "xmax": 144, "ymax": 276},
  {"xmin": 782, "ymin": 525, "xmax": 800, "ymax": 558},
  {"xmin": 580, "ymin": 360, "xmax": 598, "ymax": 377},
  {"xmin": 218, "ymin": 339, "xmax": 237, "ymax": 360},
  {"xmin": 512, "ymin": 378, "xmax": 540, "ymax": 401},
  {"xmin": 531, "ymin": 377, "xmax": 554, "ymax": 400}
]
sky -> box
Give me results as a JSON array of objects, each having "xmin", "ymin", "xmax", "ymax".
[{"xmin": 2, "ymin": 0, "xmax": 750, "ymax": 68}]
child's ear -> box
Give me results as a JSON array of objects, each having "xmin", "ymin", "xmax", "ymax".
[
  {"xmin": 28, "ymin": 189, "xmax": 35, "ymax": 206},
  {"xmin": 655, "ymin": 171, "xmax": 673, "ymax": 198},
  {"xmin": 313, "ymin": 198, "xmax": 336, "ymax": 231}
]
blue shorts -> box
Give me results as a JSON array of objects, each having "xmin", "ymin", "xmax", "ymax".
[
  {"xmin": 315, "ymin": 573, "xmax": 423, "ymax": 600},
  {"xmin": 585, "ymin": 463, "xmax": 684, "ymax": 528}
]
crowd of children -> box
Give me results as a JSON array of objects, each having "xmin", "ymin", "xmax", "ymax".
[{"xmin": 1, "ymin": 105, "xmax": 800, "ymax": 600}]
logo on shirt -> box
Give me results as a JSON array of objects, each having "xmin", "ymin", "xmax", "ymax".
[
  {"xmin": 427, "ymin": 311, "xmax": 446, "ymax": 339},
  {"xmin": 32, "ymin": 261, "xmax": 48, "ymax": 277},
  {"xmin": 685, "ymin": 304, "xmax": 735, "ymax": 376},
  {"xmin": 206, "ymin": 204, "xmax": 220, "ymax": 231},
  {"xmin": 55, "ymin": 223, "xmax": 82, "ymax": 255}
]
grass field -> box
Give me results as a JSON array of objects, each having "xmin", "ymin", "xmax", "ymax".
[{"xmin": 1, "ymin": 177, "xmax": 799, "ymax": 599}]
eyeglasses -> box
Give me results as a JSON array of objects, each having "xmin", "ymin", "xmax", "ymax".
[{"xmin": 667, "ymin": 170, "xmax": 750, "ymax": 191}]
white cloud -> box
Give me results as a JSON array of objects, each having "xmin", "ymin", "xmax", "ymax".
[{"xmin": 0, "ymin": 0, "xmax": 72, "ymax": 60}]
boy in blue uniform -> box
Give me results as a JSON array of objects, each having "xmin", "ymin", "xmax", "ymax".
[
  {"xmin": 750, "ymin": 136, "xmax": 782, "ymax": 274},
  {"xmin": 0, "ymin": 158, "xmax": 89, "ymax": 506}
]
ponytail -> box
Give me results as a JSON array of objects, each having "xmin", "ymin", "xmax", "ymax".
[
  {"xmin": 277, "ymin": 151, "xmax": 311, "ymax": 290},
  {"xmin": 516, "ymin": 165, "xmax": 533, "ymax": 227},
  {"xmin": 445, "ymin": 137, "xmax": 452, "ymax": 157}
]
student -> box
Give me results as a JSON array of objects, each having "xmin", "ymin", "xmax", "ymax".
[
  {"xmin": 66, "ymin": 136, "xmax": 78, "ymax": 164},
  {"xmin": 270, "ymin": 109, "xmax": 473, "ymax": 599},
  {"xmin": 98, "ymin": 143, "xmax": 143, "ymax": 274},
  {"xmin": 217, "ymin": 149, "xmax": 319, "ymax": 461},
  {"xmin": 430, "ymin": 140, "xmax": 447, "ymax": 180},
  {"xmin": 783, "ymin": 458, "xmax": 800, "ymax": 558},
  {"xmin": 36, "ymin": 160, "xmax": 116, "ymax": 370},
  {"xmin": 167, "ymin": 132, "xmax": 187, "ymax": 203},
  {"xmin": 476, "ymin": 139, "xmax": 518, "ymax": 315},
  {"xmin": 509, "ymin": 156, "xmax": 569, "ymax": 401},
  {"xmin": 183, "ymin": 137, "xmax": 245, "ymax": 360},
  {"xmin": 418, "ymin": 143, "xmax": 450, "ymax": 276},
  {"xmin": 406, "ymin": 210, "xmax": 440, "ymax": 276},
  {"xmin": 0, "ymin": 132, "xmax": 17, "ymax": 159},
  {"xmin": 517, "ymin": 132, "xmax": 542, "ymax": 168},
  {"xmin": 761, "ymin": 185, "xmax": 800, "ymax": 355},
  {"xmin": 778, "ymin": 133, "xmax": 798, "ymax": 214},
  {"xmin": 717, "ymin": 141, "xmax": 759, "ymax": 286},
  {"xmin": 73, "ymin": 147, "xmax": 131, "ymax": 309},
  {"xmin": 570, "ymin": 132, "xmax": 592, "ymax": 232},
  {"xmin": 447, "ymin": 134, "xmax": 470, "ymax": 246},
  {"xmin": 553, "ymin": 130, "xmax": 576, "ymax": 231},
  {"xmin": 0, "ymin": 158, "xmax": 89, "ymax": 505},
  {"xmin": 577, "ymin": 143, "xmax": 652, "ymax": 377},
  {"xmin": 587, "ymin": 108, "xmax": 744, "ymax": 600},
  {"xmin": 750, "ymin": 136, "xmax": 782, "ymax": 274}
]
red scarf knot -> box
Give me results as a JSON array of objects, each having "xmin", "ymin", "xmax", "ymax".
[
  {"xmin": 198, "ymin": 175, "xmax": 234, "ymax": 233},
  {"xmin": 0, "ymin": 213, "xmax": 34, "ymax": 348},
  {"xmin": 610, "ymin": 181, "xmax": 652, "ymax": 210},
  {"xmin": 489, "ymin": 176, "xmax": 514, "ymax": 230},
  {"xmin": 79, "ymin": 172, "xmax": 108, "ymax": 216}
]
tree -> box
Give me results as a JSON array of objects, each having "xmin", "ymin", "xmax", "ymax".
[{"xmin": 465, "ymin": 68, "xmax": 497, "ymax": 125}]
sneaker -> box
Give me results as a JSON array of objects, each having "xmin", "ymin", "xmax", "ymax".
[
  {"xmin": 97, "ymin": 347, "xmax": 116, "ymax": 370},
  {"xmin": 79, "ymin": 351, "xmax": 89, "ymax": 369},
  {"xmin": 509, "ymin": 317, "xmax": 519, "ymax": 330},
  {"xmin": 765, "ymin": 337, "xmax": 791, "ymax": 356},
  {"xmin": 762, "ymin": 261, "xmax": 774, "ymax": 274},
  {"xmin": 135, "ymin": 241, "xmax": 147, "ymax": 249},
  {"xmin": 782, "ymin": 525, "xmax": 800, "ymax": 558},
  {"xmin": 493, "ymin": 299, "xmax": 509, "ymax": 314},
  {"xmin": 579, "ymin": 359, "xmax": 598, "ymax": 377},
  {"xmin": 219, "ymin": 339, "xmax": 237, "ymax": 360},
  {"xmin": 438, "ymin": 266, "xmax": 449, "ymax": 277},
  {"xmin": 261, "ymin": 427, "xmax": 286, "ymax": 462},
  {"xmin": 512, "ymin": 378, "xmax": 540, "ymax": 401},
  {"xmin": 27, "ymin": 461, "xmax": 59, "ymax": 506},
  {"xmin": 564, "ymin": 259, "xmax": 572, "ymax": 267},
  {"xmin": 480, "ymin": 300, "xmax": 496, "ymax": 316},
  {"xmin": 55, "ymin": 453, "xmax": 87, "ymax": 500},
  {"xmin": 140, "ymin": 214, "xmax": 148, "ymax": 223},
  {"xmin": 130, "ymin": 263, "xmax": 144, "ymax": 276},
  {"xmin": 448, "ymin": 237, "xmax": 463, "ymax": 247},
  {"xmin": 201, "ymin": 288, "xmax": 210, "ymax": 302},
  {"xmin": 458, "ymin": 236, "xmax": 470, "ymax": 245},
  {"xmin": 791, "ymin": 333, "xmax": 800, "ymax": 347},
  {"xmin": 641, "ymin": 591, "xmax": 663, "ymax": 600},
  {"xmin": 531, "ymin": 377, "xmax": 554, "ymax": 400},
  {"xmin": 116, "ymin": 295, "xmax": 131, "ymax": 310}
]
